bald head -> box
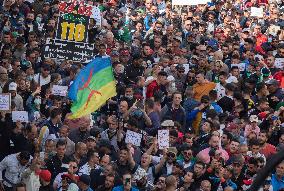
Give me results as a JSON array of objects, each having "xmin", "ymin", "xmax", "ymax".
[{"xmin": 0, "ymin": 66, "xmax": 8, "ymax": 81}]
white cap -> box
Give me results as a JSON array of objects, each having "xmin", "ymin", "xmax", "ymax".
[{"xmin": 9, "ymin": 82, "xmax": 17, "ymax": 91}]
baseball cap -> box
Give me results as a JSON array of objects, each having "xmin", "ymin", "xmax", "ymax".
[
  {"xmin": 249, "ymin": 115, "xmax": 259, "ymax": 123},
  {"xmin": 87, "ymin": 136, "xmax": 96, "ymax": 141},
  {"xmin": 161, "ymin": 120, "xmax": 174, "ymax": 127},
  {"xmin": 242, "ymin": 28, "xmax": 250, "ymax": 33},
  {"xmin": 9, "ymin": 82, "xmax": 17, "ymax": 91},
  {"xmin": 265, "ymin": 79, "xmax": 279, "ymax": 86},
  {"xmin": 79, "ymin": 174, "xmax": 91, "ymax": 186},
  {"xmin": 173, "ymin": 36, "xmax": 182, "ymax": 43},
  {"xmin": 39, "ymin": 170, "xmax": 51, "ymax": 182}
]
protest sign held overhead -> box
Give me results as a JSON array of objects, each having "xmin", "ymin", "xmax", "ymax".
[{"xmin": 44, "ymin": 0, "xmax": 95, "ymax": 63}]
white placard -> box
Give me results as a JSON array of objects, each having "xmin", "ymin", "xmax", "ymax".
[
  {"xmin": 91, "ymin": 6, "xmax": 101, "ymax": 27},
  {"xmin": 158, "ymin": 130, "xmax": 169, "ymax": 149},
  {"xmin": 274, "ymin": 58, "xmax": 284, "ymax": 69},
  {"xmin": 231, "ymin": 63, "xmax": 246, "ymax": 72},
  {"xmin": 0, "ymin": 93, "xmax": 11, "ymax": 111},
  {"xmin": 125, "ymin": 130, "xmax": 142, "ymax": 147},
  {"xmin": 268, "ymin": 25, "xmax": 281, "ymax": 36},
  {"xmin": 12, "ymin": 111, "xmax": 29, "ymax": 122},
  {"xmin": 250, "ymin": 7, "xmax": 264, "ymax": 17},
  {"xmin": 52, "ymin": 85, "xmax": 68, "ymax": 96},
  {"xmin": 172, "ymin": 0, "xmax": 209, "ymax": 5}
]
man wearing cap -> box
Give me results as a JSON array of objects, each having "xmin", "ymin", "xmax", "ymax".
[
  {"xmin": 231, "ymin": 155, "xmax": 246, "ymax": 190},
  {"xmin": 174, "ymin": 65, "xmax": 186, "ymax": 93},
  {"xmin": 9, "ymin": 82, "xmax": 24, "ymax": 111},
  {"xmin": 39, "ymin": 169, "xmax": 53, "ymax": 191},
  {"xmin": 78, "ymin": 174, "xmax": 93, "ymax": 191},
  {"xmin": 33, "ymin": 64, "xmax": 51, "ymax": 86},
  {"xmin": 244, "ymin": 115, "xmax": 260, "ymax": 138},
  {"xmin": 266, "ymin": 79, "xmax": 284, "ymax": 109}
]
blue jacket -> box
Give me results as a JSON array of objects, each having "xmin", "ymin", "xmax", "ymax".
[
  {"xmin": 112, "ymin": 185, "xmax": 139, "ymax": 191},
  {"xmin": 272, "ymin": 174, "xmax": 284, "ymax": 191}
]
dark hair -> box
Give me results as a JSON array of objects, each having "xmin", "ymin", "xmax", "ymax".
[
  {"xmin": 50, "ymin": 108, "xmax": 62, "ymax": 119},
  {"xmin": 13, "ymin": 182, "xmax": 26, "ymax": 191},
  {"xmin": 195, "ymin": 160, "xmax": 206, "ymax": 169},
  {"xmin": 19, "ymin": 151, "xmax": 30, "ymax": 160},
  {"xmin": 56, "ymin": 139, "xmax": 66, "ymax": 148},
  {"xmin": 145, "ymin": 98, "xmax": 154, "ymax": 109},
  {"xmin": 158, "ymin": 71, "xmax": 168, "ymax": 77},
  {"xmin": 209, "ymin": 90, "xmax": 218, "ymax": 101},
  {"xmin": 249, "ymin": 138, "xmax": 260, "ymax": 147}
]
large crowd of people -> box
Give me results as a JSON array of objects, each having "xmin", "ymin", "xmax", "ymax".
[{"xmin": 0, "ymin": 0, "xmax": 284, "ymax": 190}]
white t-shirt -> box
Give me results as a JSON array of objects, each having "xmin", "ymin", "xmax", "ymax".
[{"xmin": 33, "ymin": 73, "xmax": 51, "ymax": 86}]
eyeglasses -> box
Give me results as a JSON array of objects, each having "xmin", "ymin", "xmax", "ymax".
[
  {"xmin": 112, "ymin": 19, "xmax": 118, "ymax": 22},
  {"xmin": 183, "ymin": 151, "xmax": 192, "ymax": 155},
  {"xmin": 167, "ymin": 153, "xmax": 176, "ymax": 158}
]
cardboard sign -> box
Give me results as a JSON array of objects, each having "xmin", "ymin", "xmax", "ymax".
[
  {"xmin": 0, "ymin": 93, "xmax": 11, "ymax": 111},
  {"xmin": 12, "ymin": 111, "xmax": 29, "ymax": 122},
  {"xmin": 172, "ymin": 0, "xmax": 209, "ymax": 5},
  {"xmin": 158, "ymin": 130, "xmax": 169, "ymax": 149},
  {"xmin": 274, "ymin": 58, "xmax": 284, "ymax": 69},
  {"xmin": 231, "ymin": 63, "xmax": 246, "ymax": 72},
  {"xmin": 52, "ymin": 85, "xmax": 68, "ymax": 96},
  {"xmin": 44, "ymin": 0, "xmax": 95, "ymax": 62},
  {"xmin": 44, "ymin": 38, "xmax": 95, "ymax": 63},
  {"xmin": 56, "ymin": 13, "xmax": 90, "ymax": 42},
  {"xmin": 125, "ymin": 130, "xmax": 142, "ymax": 147},
  {"xmin": 250, "ymin": 7, "xmax": 264, "ymax": 17}
]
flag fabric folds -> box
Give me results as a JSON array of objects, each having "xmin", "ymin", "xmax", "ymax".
[{"xmin": 68, "ymin": 57, "xmax": 116, "ymax": 119}]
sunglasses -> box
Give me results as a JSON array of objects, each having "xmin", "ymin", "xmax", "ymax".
[{"xmin": 167, "ymin": 153, "xmax": 176, "ymax": 158}]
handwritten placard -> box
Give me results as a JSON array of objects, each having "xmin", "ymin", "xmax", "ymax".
[
  {"xmin": 158, "ymin": 130, "xmax": 169, "ymax": 149},
  {"xmin": 125, "ymin": 130, "xmax": 142, "ymax": 147},
  {"xmin": 250, "ymin": 7, "xmax": 264, "ymax": 17},
  {"xmin": 231, "ymin": 63, "xmax": 246, "ymax": 72},
  {"xmin": 268, "ymin": 25, "xmax": 281, "ymax": 36},
  {"xmin": 0, "ymin": 93, "xmax": 11, "ymax": 111},
  {"xmin": 274, "ymin": 58, "xmax": 284, "ymax": 69},
  {"xmin": 52, "ymin": 85, "xmax": 68, "ymax": 96},
  {"xmin": 12, "ymin": 111, "xmax": 29, "ymax": 122}
]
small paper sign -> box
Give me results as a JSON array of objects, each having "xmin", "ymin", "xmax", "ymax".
[
  {"xmin": 125, "ymin": 130, "xmax": 142, "ymax": 147},
  {"xmin": 231, "ymin": 63, "xmax": 246, "ymax": 72},
  {"xmin": 12, "ymin": 111, "xmax": 29, "ymax": 122},
  {"xmin": 0, "ymin": 93, "xmax": 11, "ymax": 111},
  {"xmin": 250, "ymin": 7, "xmax": 264, "ymax": 17},
  {"xmin": 52, "ymin": 85, "xmax": 68, "ymax": 96},
  {"xmin": 274, "ymin": 58, "xmax": 284, "ymax": 69},
  {"xmin": 158, "ymin": 130, "xmax": 169, "ymax": 149}
]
